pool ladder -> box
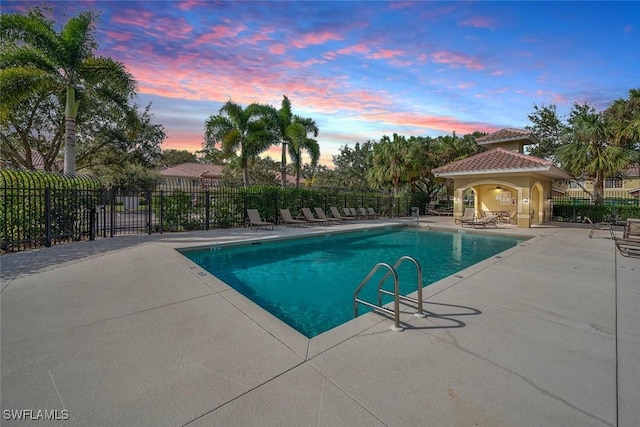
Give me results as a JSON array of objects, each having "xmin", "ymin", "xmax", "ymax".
[{"xmin": 353, "ymin": 256, "xmax": 427, "ymax": 332}]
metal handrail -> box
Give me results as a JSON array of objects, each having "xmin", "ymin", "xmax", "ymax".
[
  {"xmin": 354, "ymin": 262, "xmax": 403, "ymax": 331},
  {"xmin": 377, "ymin": 256, "xmax": 426, "ymax": 318}
]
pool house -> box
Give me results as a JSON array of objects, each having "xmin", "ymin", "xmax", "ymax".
[{"xmin": 433, "ymin": 128, "xmax": 572, "ymax": 228}]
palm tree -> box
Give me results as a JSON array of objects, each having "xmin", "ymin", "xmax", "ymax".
[
  {"xmin": 0, "ymin": 8, "xmax": 136, "ymax": 176},
  {"xmin": 204, "ymin": 101, "xmax": 275, "ymax": 186},
  {"xmin": 286, "ymin": 122, "xmax": 320, "ymax": 187},
  {"xmin": 367, "ymin": 133, "xmax": 412, "ymax": 196},
  {"xmin": 557, "ymin": 110, "xmax": 638, "ymax": 205},
  {"xmin": 275, "ymin": 96, "xmax": 319, "ymax": 187},
  {"xmin": 604, "ymin": 88, "xmax": 640, "ymax": 147}
]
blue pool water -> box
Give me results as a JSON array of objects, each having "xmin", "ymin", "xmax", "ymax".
[{"xmin": 182, "ymin": 228, "xmax": 525, "ymax": 337}]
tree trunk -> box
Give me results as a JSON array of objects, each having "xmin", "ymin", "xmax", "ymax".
[
  {"xmin": 280, "ymin": 142, "xmax": 287, "ymax": 187},
  {"xmin": 63, "ymin": 86, "xmax": 80, "ymax": 176},
  {"xmin": 242, "ymin": 166, "xmax": 250, "ymax": 187},
  {"xmin": 593, "ymin": 171, "xmax": 605, "ymax": 205},
  {"xmin": 63, "ymin": 117, "xmax": 76, "ymax": 176}
]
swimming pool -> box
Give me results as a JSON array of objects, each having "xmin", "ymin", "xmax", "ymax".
[{"xmin": 182, "ymin": 228, "xmax": 525, "ymax": 338}]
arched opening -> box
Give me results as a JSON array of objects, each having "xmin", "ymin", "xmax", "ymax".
[{"xmin": 530, "ymin": 182, "xmax": 544, "ymax": 224}]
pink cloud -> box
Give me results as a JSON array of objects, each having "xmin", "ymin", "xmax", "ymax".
[
  {"xmin": 290, "ymin": 31, "xmax": 344, "ymax": 49},
  {"xmin": 388, "ymin": 1, "xmax": 414, "ymax": 10},
  {"xmin": 336, "ymin": 44, "xmax": 370, "ymax": 56},
  {"xmin": 430, "ymin": 51, "xmax": 485, "ymax": 70},
  {"xmin": 458, "ymin": 16, "xmax": 496, "ymax": 30},
  {"xmin": 370, "ymin": 48, "xmax": 403, "ymax": 60},
  {"xmin": 457, "ymin": 82, "xmax": 476, "ymax": 89},
  {"xmin": 105, "ymin": 31, "xmax": 132, "ymax": 42},
  {"xmin": 192, "ymin": 24, "xmax": 247, "ymax": 46},
  {"xmin": 111, "ymin": 11, "xmax": 155, "ymax": 28},
  {"xmin": 269, "ymin": 43, "xmax": 286, "ymax": 55}
]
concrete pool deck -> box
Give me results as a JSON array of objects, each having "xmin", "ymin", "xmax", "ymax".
[{"xmin": 1, "ymin": 217, "xmax": 638, "ymax": 426}]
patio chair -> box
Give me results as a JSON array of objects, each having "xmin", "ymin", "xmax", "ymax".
[
  {"xmin": 301, "ymin": 207, "xmax": 331, "ymax": 225},
  {"xmin": 623, "ymin": 218, "xmax": 640, "ymax": 240},
  {"xmin": 614, "ymin": 236, "xmax": 640, "ymax": 258},
  {"xmin": 585, "ymin": 217, "xmax": 614, "ymax": 239},
  {"xmin": 470, "ymin": 214, "xmax": 498, "ymax": 229},
  {"xmin": 246, "ymin": 209, "xmax": 274, "ymax": 231},
  {"xmin": 359, "ymin": 207, "xmax": 374, "ymax": 219},
  {"xmin": 280, "ymin": 209, "xmax": 307, "ymax": 227},
  {"xmin": 367, "ymin": 207, "xmax": 380, "ymax": 219},
  {"xmin": 348, "ymin": 207, "xmax": 363, "ymax": 219},
  {"xmin": 330, "ymin": 206, "xmax": 357, "ymax": 222},
  {"xmin": 456, "ymin": 208, "xmax": 476, "ymax": 226},
  {"xmin": 343, "ymin": 207, "xmax": 357, "ymax": 219},
  {"xmin": 314, "ymin": 207, "xmax": 339, "ymax": 224},
  {"xmin": 509, "ymin": 211, "xmax": 518, "ymax": 224}
]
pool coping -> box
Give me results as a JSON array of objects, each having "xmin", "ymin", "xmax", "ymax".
[{"xmin": 169, "ymin": 223, "xmax": 537, "ymax": 360}]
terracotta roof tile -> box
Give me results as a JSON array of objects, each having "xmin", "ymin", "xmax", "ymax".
[
  {"xmin": 159, "ymin": 162, "xmax": 223, "ymax": 178},
  {"xmin": 476, "ymin": 128, "xmax": 538, "ymax": 145},
  {"xmin": 433, "ymin": 148, "xmax": 554, "ymax": 175}
]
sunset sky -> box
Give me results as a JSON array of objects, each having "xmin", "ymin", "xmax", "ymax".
[{"xmin": 4, "ymin": 1, "xmax": 639, "ymax": 166}]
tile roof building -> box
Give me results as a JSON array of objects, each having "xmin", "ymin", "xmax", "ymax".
[
  {"xmin": 158, "ymin": 162, "xmax": 224, "ymax": 189},
  {"xmin": 433, "ymin": 129, "xmax": 571, "ymax": 228}
]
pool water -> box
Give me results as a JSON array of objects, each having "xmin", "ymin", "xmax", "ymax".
[{"xmin": 182, "ymin": 228, "xmax": 525, "ymax": 338}]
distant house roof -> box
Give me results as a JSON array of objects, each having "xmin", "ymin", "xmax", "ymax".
[
  {"xmin": 158, "ymin": 162, "xmax": 224, "ymax": 179},
  {"xmin": 476, "ymin": 128, "xmax": 539, "ymax": 146},
  {"xmin": 276, "ymin": 172, "xmax": 305, "ymax": 186},
  {"xmin": 433, "ymin": 148, "xmax": 571, "ymax": 180}
]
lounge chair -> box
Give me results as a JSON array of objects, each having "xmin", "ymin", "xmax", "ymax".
[
  {"xmin": 624, "ymin": 218, "xmax": 640, "ymax": 240},
  {"xmin": 343, "ymin": 207, "xmax": 358, "ymax": 219},
  {"xmin": 358, "ymin": 207, "xmax": 372, "ymax": 219},
  {"xmin": 614, "ymin": 236, "xmax": 640, "ymax": 257},
  {"xmin": 301, "ymin": 207, "xmax": 331, "ymax": 225},
  {"xmin": 456, "ymin": 208, "xmax": 476, "ymax": 226},
  {"xmin": 280, "ymin": 209, "xmax": 307, "ymax": 227},
  {"xmin": 246, "ymin": 209, "xmax": 274, "ymax": 231},
  {"xmin": 428, "ymin": 206, "xmax": 453, "ymax": 216},
  {"xmin": 349, "ymin": 207, "xmax": 361, "ymax": 219},
  {"xmin": 314, "ymin": 207, "xmax": 339, "ymax": 224},
  {"xmin": 585, "ymin": 217, "xmax": 613, "ymax": 239},
  {"xmin": 330, "ymin": 206, "xmax": 357, "ymax": 222},
  {"xmin": 367, "ymin": 207, "xmax": 380, "ymax": 219},
  {"xmin": 470, "ymin": 214, "xmax": 498, "ymax": 229}
]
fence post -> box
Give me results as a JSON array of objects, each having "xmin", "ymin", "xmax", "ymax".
[
  {"xmin": 146, "ymin": 190, "xmax": 152, "ymax": 234},
  {"xmin": 159, "ymin": 190, "xmax": 164, "ymax": 234},
  {"xmin": 205, "ymin": 190, "xmax": 210, "ymax": 231},
  {"xmin": 89, "ymin": 206, "xmax": 96, "ymax": 241},
  {"xmin": 110, "ymin": 188, "xmax": 116, "ymax": 237},
  {"xmin": 44, "ymin": 188, "xmax": 52, "ymax": 247}
]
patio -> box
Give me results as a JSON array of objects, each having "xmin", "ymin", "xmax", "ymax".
[{"xmin": 1, "ymin": 217, "xmax": 638, "ymax": 426}]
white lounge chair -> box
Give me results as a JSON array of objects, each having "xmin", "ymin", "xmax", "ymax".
[
  {"xmin": 470, "ymin": 214, "xmax": 498, "ymax": 229},
  {"xmin": 457, "ymin": 208, "xmax": 476, "ymax": 226}
]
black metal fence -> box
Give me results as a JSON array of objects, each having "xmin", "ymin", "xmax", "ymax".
[
  {"xmin": 1, "ymin": 170, "xmax": 426, "ymax": 253},
  {"xmin": 552, "ymin": 193, "xmax": 640, "ymax": 223}
]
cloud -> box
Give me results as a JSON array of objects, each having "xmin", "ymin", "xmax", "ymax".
[
  {"xmin": 191, "ymin": 24, "xmax": 247, "ymax": 46},
  {"xmin": 430, "ymin": 51, "xmax": 485, "ymax": 70},
  {"xmin": 290, "ymin": 30, "xmax": 344, "ymax": 49},
  {"xmin": 458, "ymin": 16, "xmax": 496, "ymax": 30}
]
